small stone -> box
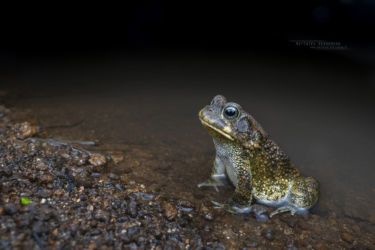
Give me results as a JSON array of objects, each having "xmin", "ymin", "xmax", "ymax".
[
  {"xmin": 178, "ymin": 200, "xmax": 194, "ymax": 208},
  {"xmin": 127, "ymin": 226, "xmax": 140, "ymax": 240},
  {"xmin": 87, "ymin": 243, "xmax": 97, "ymax": 250},
  {"xmin": 108, "ymin": 173, "xmax": 119, "ymax": 180},
  {"xmin": 94, "ymin": 209, "xmax": 109, "ymax": 222},
  {"xmin": 162, "ymin": 201, "xmax": 177, "ymax": 221},
  {"xmin": 115, "ymin": 184, "xmax": 122, "ymax": 191},
  {"xmin": 4, "ymin": 204, "xmax": 18, "ymax": 215},
  {"xmin": 201, "ymin": 204, "xmax": 214, "ymax": 221},
  {"xmin": 14, "ymin": 122, "xmax": 39, "ymax": 139},
  {"xmin": 123, "ymin": 243, "xmax": 138, "ymax": 250},
  {"xmin": 341, "ymin": 232, "xmax": 353, "ymax": 243},
  {"xmin": 262, "ymin": 228, "xmax": 273, "ymax": 241},
  {"xmin": 54, "ymin": 189, "xmax": 65, "ymax": 197},
  {"xmin": 91, "ymin": 172, "xmax": 101, "ymax": 177},
  {"xmin": 110, "ymin": 152, "xmax": 124, "ymax": 164},
  {"xmin": 247, "ymin": 242, "xmax": 257, "ymax": 248},
  {"xmin": 137, "ymin": 236, "xmax": 146, "ymax": 246},
  {"xmin": 33, "ymin": 158, "xmax": 48, "ymax": 171},
  {"xmin": 315, "ymin": 243, "xmax": 330, "ymax": 250},
  {"xmin": 0, "ymin": 166, "xmax": 12, "ymax": 177},
  {"xmin": 352, "ymin": 224, "xmax": 360, "ymax": 234},
  {"xmin": 89, "ymin": 153, "xmax": 107, "ymax": 167},
  {"xmin": 128, "ymin": 201, "xmax": 138, "ymax": 218},
  {"xmin": 39, "ymin": 174, "xmax": 53, "ymax": 184}
]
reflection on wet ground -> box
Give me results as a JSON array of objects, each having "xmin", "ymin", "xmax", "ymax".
[{"xmin": 1, "ymin": 51, "xmax": 375, "ymax": 247}]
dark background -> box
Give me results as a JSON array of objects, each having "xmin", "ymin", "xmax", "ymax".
[{"xmin": 1, "ymin": 1, "xmax": 374, "ymax": 59}]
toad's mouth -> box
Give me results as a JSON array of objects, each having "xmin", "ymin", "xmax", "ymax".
[{"xmin": 199, "ymin": 118, "xmax": 234, "ymax": 141}]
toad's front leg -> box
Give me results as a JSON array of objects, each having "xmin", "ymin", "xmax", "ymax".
[
  {"xmin": 211, "ymin": 170, "xmax": 253, "ymax": 214},
  {"xmin": 198, "ymin": 156, "xmax": 229, "ymax": 192}
]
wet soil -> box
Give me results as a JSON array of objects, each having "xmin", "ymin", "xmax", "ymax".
[{"xmin": 1, "ymin": 52, "xmax": 375, "ymax": 248}]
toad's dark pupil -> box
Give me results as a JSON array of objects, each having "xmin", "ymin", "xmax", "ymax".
[{"xmin": 225, "ymin": 107, "xmax": 237, "ymax": 117}]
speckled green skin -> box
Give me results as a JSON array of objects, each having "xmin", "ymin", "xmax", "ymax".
[{"xmin": 198, "ymin": 95, "xmax": 319, "ymax": 214}]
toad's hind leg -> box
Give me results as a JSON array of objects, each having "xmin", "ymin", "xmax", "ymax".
[
  {"xmin": 270, "ymin": 176, "xmax": 319, "ymax": 218},
  {"xmin": 198, "ymin": 156, "xmax": 229, "ymax": 192}
]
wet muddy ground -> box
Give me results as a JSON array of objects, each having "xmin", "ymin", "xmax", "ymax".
[{"xmin": 1, "ymin": 52, "xmax": 375, "ymax": 248}]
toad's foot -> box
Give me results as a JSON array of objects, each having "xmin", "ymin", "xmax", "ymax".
[
  {"xmin": 198, "ymin": 179, "xmax": 225, "ymax": 192},
  {"xmin": 211, "ymin": 201, "xmax": 252, "ymax": 214},
  {"xmin": 269, "ymin": 206, "xmax": 298, "ymax": 218}
]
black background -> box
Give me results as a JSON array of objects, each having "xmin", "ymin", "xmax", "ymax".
[{"xmin": 1, "ymin": 1, "xmax": 374, "ymax": 57}]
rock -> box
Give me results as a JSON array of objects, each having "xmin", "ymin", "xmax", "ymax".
[
  {"xmin": 38, "ymin": 174, "xmax": 53, "ymax": 184},
  {"xmin": 54, "ymin": 189, "xmax": 65, "ymax": 197},
  {"xmin": 110, "ymin": 152, "xmax": 124, "ymax": 164},
  {"xmin": 123, "ymin": 243, "xmax": 138, "ymax": 250},
  {"xmin": 88, "ymin": 153, "xmax": 107, "ymax": 167},
  {"xmin": 341, "ymin": 232, "xmax": 353, "ymax": 243},
  {"xmin": 33, "ymin": 158, "xmax": 48, "ymax": 171},
  {"xmin": 127, "ymin": 226, "xmax": 140, "ymax": 241},
  {"xmin": 162, "ymin": 201, "xmax": 177, "ymax": 221},
  {"xmin": 200, "ymin": 204, "xmax": 214, "ymax": 221},
  {"xmin": 71, "ymin": 151, "xmax": 89, "ymax": 166},
  {"xmin": 261, "ymin": 228, "xmax": 273, "ymax": 241},
  {"xmin": 4, "ymin": 204, "xmax": 18, "ymax": 215},
  {"xmin": 13, "ymin": 122, "xmax": 39, "ymax": 139},
  {"xmin": 0, "ymin": 166, "xmax": 12, "ymax": 177},
  {"xmin": 94, "ymin": 209, "xmax": 109, "ymax": 222},
  {"xmin": 91, "ymin": 172, "xmax": 101, "ymax": 177},
  {"xmin": 128, "ymin": 201, "xmax": 138, "ymax": 218},
  {"xmin": 108, "ymin": 173, "xmax": 119, "ymax": 180},
  {"xmin": 315, "ymin": 243, "xmax": 330, "ymax": 250}
]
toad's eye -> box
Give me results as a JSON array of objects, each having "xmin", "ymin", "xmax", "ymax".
[{"xmin": 223, "ymin": 105, "xmax": 239, "ymax": 120}]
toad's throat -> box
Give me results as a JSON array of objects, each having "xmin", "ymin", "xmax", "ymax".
[{"xmin": 199, "ymin": 119, "xmax": 234, "ymax": 141}]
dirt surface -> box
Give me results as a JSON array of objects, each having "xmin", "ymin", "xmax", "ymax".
[
  {"xmin": 1, "ymin": 53, "xmax": 375, "ymax": 249},
  {"xmin": 0, "ymin": 104, "xmax": 374, "ymax": 249}
]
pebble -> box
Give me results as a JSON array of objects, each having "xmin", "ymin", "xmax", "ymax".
[
  {"xmin": 33, "ymin": 158, "xmax": 48, "ymax": 171},
  {"xmin": 262, "ymin": 228, "xmax": 273, "ymax": 241},
  {"xmin": 341, "ymin": 232, "xmax": 353, "ymax": 243},
  {"xmin": 39, "ymin": 174, "xmax": 54, "ymax": 184},
  {"xmin": 162, "ymin": 201, "xmax": 177, "ymax": 221},
  {"xmin": 88, "ymin": 153, "xmax": 107, "ymax": 167},
  {"xmin": 108, "ymin": 173, "xmax": 119, "ymax": 180},
  {"xmin": 54, "ymin": 189, "xmax": 65, "ymax": 197},
  {"xmin": 110, "ymin": 152, "xmax": 124, "ymax": 164},
  {"xmin": 123, "ymin": 243, "xmax": 138, "ymax": 250},
  {"xmin": 200, "ymin": 204, "xmax": 214, "ymax": 221},
  {"xmin": 94, "ymin": 209, "xmax": 109, "ymax": 222},
  {"xmin": 13, "ymin": 122, "xmax": 39, "ymax": 139},
  {"xmin": 4, "ymin": 204, "xmax": 18, "ymax": 215},
  {"xmin": 127, "ymin": 226, "xmax": 140, "ymax": 240},
  {"xmin": 128, "ymin": 201, "xmax": 138, "ymax": 218}
]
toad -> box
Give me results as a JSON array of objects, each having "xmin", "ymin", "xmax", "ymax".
[{"xmin": 198, "ymin": 95, "xmax": 319, "ymax": 217}]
